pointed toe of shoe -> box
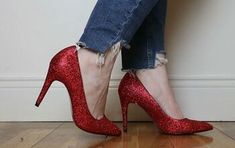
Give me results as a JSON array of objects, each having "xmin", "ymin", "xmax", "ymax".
[
  {"xmin": 109, "ymin": 123, "xmax": 122, "ymax": 136},
  {"xmin": 189, "ymin": 119, "xmax": 214, "ymax": 133},
  {"xmin": 103, "ymin": 124, "xmax": 121, "ymax": 136},
  {"xmin": 198, "ymin": 121, "xmax": 213, "ymax": 132},
  {"xmin": 172, "ymin": 118, "xmax": 214, "ymax": 134},
  {"xmin": 112, "ymin": 127, "xmax": 122, "ymax": 136}
]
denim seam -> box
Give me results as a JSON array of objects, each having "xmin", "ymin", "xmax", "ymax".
[
  {"xmin": 108, "ymin": 0, "xmax": 142, "ymax": 50},
  {"xmin": 146, "ymin": 43, "xmax": 154, "ymax": 67},
  {"xmin": 146, "ymin": 12, "xmax": 153, "ymax": 68},
  {"xmin": 146, "ymin": 39, "xmax": 150, "ymax": 67}
]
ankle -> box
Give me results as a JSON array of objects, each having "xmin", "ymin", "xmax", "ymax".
[{"xmin": 78, "ymin": 48, "xmax": 98, "ymax": 65}]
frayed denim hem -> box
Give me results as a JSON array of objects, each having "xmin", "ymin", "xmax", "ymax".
[
  {"xmin": 75, "ymin": 40, "xmax": 131, "ymax": 71},
  {"xmin": 121, "ymin": 52, "xmax": 168, "ymax": 72},
  {"xmin": 76, "ymin": 39, "xmax": 131, "ymax": 53}
]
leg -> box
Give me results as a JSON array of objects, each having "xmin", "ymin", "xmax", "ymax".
[
  {"xmin": 122, "ymin": 0, "xmax": 184, "ymax": 119},
  {"xmin": 78, "ymin": 0, "xmax": 162, "ymax": 53},
  {"xmin": 121, "ymin": 0, "xmax": 167, "ymax": 70},
  {"xmin": 76, "ymin": 0, "xmax": 162, "ymax": 119}
]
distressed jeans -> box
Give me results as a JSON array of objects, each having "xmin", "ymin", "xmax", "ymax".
[{"xmin": 77, "ymin": 0, "xmax": 168, "ymax": 71}]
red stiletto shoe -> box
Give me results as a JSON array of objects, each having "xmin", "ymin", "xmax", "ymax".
[
  {"xmin": 118, "ymin": 72, "xmax": 213, "ymax": 134},
  {"xmin": 35, "ymin": 45, "xmax": 121, "ymax": 136}
]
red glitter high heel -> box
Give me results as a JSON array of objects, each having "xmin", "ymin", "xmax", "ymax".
[
  {"xmin": 35, "ymin": 45, "xmax": 121, "ymax": 136},
  {"xmin": 118, "ymin": 72, "xmax": 213, "ymax": 134}
]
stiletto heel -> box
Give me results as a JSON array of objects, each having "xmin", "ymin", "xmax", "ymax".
[
  {"xmin": 120, "ymin": 99, "xmax": 129, "ymax": 132},
  {"xmin": 118, "ymin": 72, "xmax": 213, "ymax": 134},
  {"xmin": 35, "ymin": 45, "xmax": 121, "ymax": 136},
  {"xmin": 35, "ymin": 67, "xmax": 55, "ymax": 107}
]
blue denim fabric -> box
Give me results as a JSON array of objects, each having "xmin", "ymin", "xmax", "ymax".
[{"xmin": 77, "ymin": 0, "xmax": 167, "ymax": 70}]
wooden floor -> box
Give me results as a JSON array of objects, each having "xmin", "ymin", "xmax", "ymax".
[{"xmin": 0, "ymin": 122, "xmax": 235, "ymax": 148}]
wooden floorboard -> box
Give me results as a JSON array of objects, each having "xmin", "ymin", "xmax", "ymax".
[
  {"xmin": 0, "ymin": 122, "xmax": 235, "ymax": 148},
  {"xmin": 0, "ymin": 122, "xmax": 61, "ymax": 148},
  {"xmin": 32, "ymin": 123, "xmax": 107, "ymax": 148},
  {"xmin": 211, "ymin": 122, "xmax": 235, "ymax": 140}
]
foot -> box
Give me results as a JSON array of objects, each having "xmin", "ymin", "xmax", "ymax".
[
  {"xmin": 76, "ymin": 43, "xmax": 121, "ymax": 119},
  {"xmin": 136, "ymin": 55, "xmax": 184, "ymax": 119}
]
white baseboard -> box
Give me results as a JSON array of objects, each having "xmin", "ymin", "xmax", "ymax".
[{"xmin": 0, "ymin": 74, "xmax": 235, "ymax": 121}]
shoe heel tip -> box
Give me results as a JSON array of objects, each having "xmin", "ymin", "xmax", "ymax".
[{"xmin": 35, "ymin": 103, "xmax": 40, "ymax": 107}]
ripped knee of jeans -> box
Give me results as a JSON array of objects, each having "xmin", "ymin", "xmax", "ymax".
[{"xmin": 75, "ymin": 40, "xmax": 131, "ymax": 71}]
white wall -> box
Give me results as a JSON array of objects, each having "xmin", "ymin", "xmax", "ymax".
[{"xmin": 0, "ymin": 0, "xmax": 235, "ymax": 121}]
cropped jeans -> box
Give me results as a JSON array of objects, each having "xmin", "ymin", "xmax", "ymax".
[{"xmin": 77, "ymin": 0, "xmax": 168, "ymax": 71}]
